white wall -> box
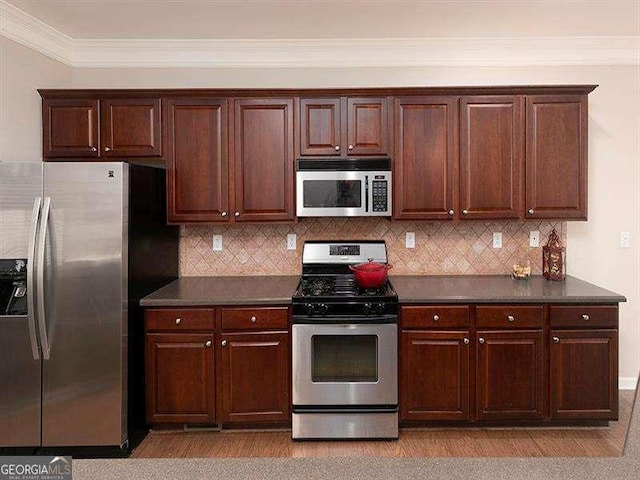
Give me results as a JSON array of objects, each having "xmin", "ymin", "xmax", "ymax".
[{"xmin": 0, "ymin": 36, "xmax": 72, "ymax": 162}]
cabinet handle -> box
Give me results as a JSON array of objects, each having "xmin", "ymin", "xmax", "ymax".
[
  {"xmin": 221, "ymin": 340, "xmax": 227, "ymax": 347},
  {"xmin": 91, "ymin": 146, "xmax": 97, "ymax": 152},
  {"xmin": 463, "ymin": 338, "xmax": 470, "ymax": 345},
  {"xmin": 221, "ymin": 211, "xmax": 227, "ymax": 217},
  {"xmin": 250, "ymin": 316, "xmax": 257, "ymax": 323},
  {"xmin": 235, "ymin": 212, "xmax": 240, "ymax": 217},
  {"xmin": 348, "ymin": 145, "xmax": 354, "ymax": 150},
  {"xmin": 582, "ymin": 314, "xmax": 590, "ymax": 321},
  {"xmin": 433, "ymin": 314, "xmax": 440, "ymax": 322},
  {"xmin": 507, "ymin": 315, "xmax": 515, "ymax": 322},
  {"xmin": 205, "ymin": 340, "xmax": 212, "ymax": 348},
  {"xmin": 334, "ymin": 145, "xmax": 340, "ymax": 151},
  {"xmin": 528, "ymin": 208, "xmax": 535, "ymax": 215},
  {"xmin": 478, "ymin": 337, "xmax": 485, "ymax": 344},
  {"xmin": 104, "ymin": 146, "xmax": 111, "ymax": 152},
  {"xmin": 448, "ymin": 209, "xmax": 454, "ymax": 216},
  {"xmin": 552, "ymin": 336, "xmax": 560, "ymax": 344},
  {"xmin": 462, "ymin": 209, "xmax": 468, "ymax": 215},
  {"xmin": 175, "ymin": 318, "xmax": 181, "ymax": 325}
]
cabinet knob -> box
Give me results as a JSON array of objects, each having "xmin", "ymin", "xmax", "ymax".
[
  {"xmin": 221, "ymin": 340, "xmax": 227, "ymax": 347},
  {"xmin": 433, "ymin": 314, "xmax": 440, "ymax": 322},
  {"xmin": 552, "ymin": 336, "xmax": 560, "ymax": 344},
  {"xmin": 462, "ymin": 209, "xmax": 468, "ymax": 215},
  {"xmin": 175, "ymin": 318, "xmax": 181, "ymax": 325},
  {"xmin": 250, "ymin": 316, "xmax": 257, "ymax": 323},
  {"xmin": 235, "ymin": 212, "xmax": 240, "ymax": 217},
  {"xmin": 478, "ymin": 337, "xmax": 485, "ymax": 344},
  {"xmin": 582, "ymin": 314, "xmax": 590, "ymax": 321},
  {"xmin": 463, "ymin": 338, "xmax": 470, "ymax": 345},
  {"xmin": 507, "ymin": 315, "xmax": 515, "ymax": 322},
  {"xmin": 104, "ymin": 146, "xmax": 111, "ymax": 152},
  {"xmin": 205, "ymin": 340, "xmax": 212, "ymax": 347},
  {"xmin": 334, "ymin": 145, "xmax": 340, "ymax": 151},
  {"xmin": 91, "ymin": 146, "xmax": 97, "ymax": 152},
  {"xmin": 448, "ymin": 209, "xmax": 454, "ymax": 216},
  {"xmin": 528, "ymin": 208, "xmax": 535, "ymax": 215},
  {"xmin": 221, "ymin": 211, "xmax": 227, "ymax": 217},
  {"xmin": 348, "ymin": 145, "xmax": 354, "ymax": 150}
]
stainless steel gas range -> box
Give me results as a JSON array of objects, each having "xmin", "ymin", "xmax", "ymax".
[{"xmin": 291, "ymin": 240, "xmax": 398, "ymax": 440}]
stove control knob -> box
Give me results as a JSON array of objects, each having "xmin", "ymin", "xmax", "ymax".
[
  {"xmin": 318, "ymin": 303, "xmax": 329, "ymax": 316},
  {"xmin": 376, "ymin": 303, "xmax": 386, "ymax": 314},
  {"xmin": 305, "ymin": 303, "xmax": 316, "ymax": 315},
  {"xmin": 363, "ymin": 303, "xmax": 373, "ymax": 315}
]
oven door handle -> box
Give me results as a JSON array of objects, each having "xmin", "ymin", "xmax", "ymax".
[{"xmin": 292, "ymin": 315, "xmax": 397, "ymax": 325}]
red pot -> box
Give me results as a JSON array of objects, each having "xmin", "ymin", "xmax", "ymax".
[{"xmin": 349, "ymin": 259, "xmax": 393, "ymax": 289}]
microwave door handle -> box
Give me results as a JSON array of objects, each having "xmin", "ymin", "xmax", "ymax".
[
  {"xmin": 37, "ymin": 197, "xmax": 51, "ymax": 360},
  {"xmin": 26, "ymin": 197, "xmax": 41, "ymax": 361},
  {"xmin": 365, "ymin": 175, "xmax": 369, "ymax": 213}
]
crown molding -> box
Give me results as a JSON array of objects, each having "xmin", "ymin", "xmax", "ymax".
[{"xmin": 1, "ymin": 0, "xmax": 639, "ymax": 68}]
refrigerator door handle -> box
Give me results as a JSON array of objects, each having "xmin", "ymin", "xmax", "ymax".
[
  {"xmin": 37, "ymin": 196, "xmax": 51, "ymax": 360},
  {"xmin": 26, "ymin": 197, "xmax": 41, "ymax": 361}
]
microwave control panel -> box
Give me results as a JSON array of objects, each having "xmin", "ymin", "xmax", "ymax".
[{"xmin": 371, "ymin": 180, "xmax": 388, "ymax": 212}]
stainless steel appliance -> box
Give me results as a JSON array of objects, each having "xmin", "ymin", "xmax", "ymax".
[
  {"xmin": 0, "ymin": 162, "xmax": 178, "ymax": 452},
  {"xmin": 291, "ymin": 240, "xmax": 398, "ymax": 440},
  {"xmin": 296, "ymin": 158, "xmax": 392, "ymax": 217}
]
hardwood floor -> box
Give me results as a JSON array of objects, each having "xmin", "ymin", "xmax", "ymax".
[{"xmin": 132, "ymin": 390, "xmax": 634, "ymax": 459}]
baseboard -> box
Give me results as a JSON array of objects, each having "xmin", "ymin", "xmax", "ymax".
[{"xmin": 619, "ymin": 377, "xmax": 638, "ymax": 390}]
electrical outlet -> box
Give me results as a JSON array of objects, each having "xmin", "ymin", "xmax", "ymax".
[
  {"xmin": 212, "ymin": 235, "xmax": 223, "ymax": 252},
  {"xmin": 620, "ymin": 231, "xmax": 631, "ymax": 249},
  {"xmin": 287, "ymin": 233, "xmax": 297, "ymax": 250},
  {"xmin": 529, "ymin": 230, "xmax": 540, "ymax": 247},
  {"xmin": 492, "ymin": 232, "xmax": 503, "ymax": 249},
  {"xmin": 405, "ymin": 232, "xmax": 415, "ymax": 249}
]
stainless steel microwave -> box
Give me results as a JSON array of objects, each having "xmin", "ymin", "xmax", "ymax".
[{"xmin": 296, "ymin": 158, "xmax": 392, "ymax": 217}]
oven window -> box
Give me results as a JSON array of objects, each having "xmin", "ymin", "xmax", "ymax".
[
  {"xmin": 303, "ymin": 180, "xmax": 362, "ymax": 208},
  {"xmin": 312, "ymin": 335, "xmax": 378, "ymax": 382}
]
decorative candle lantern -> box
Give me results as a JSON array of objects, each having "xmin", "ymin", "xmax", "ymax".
[{"xmin": 542, "ymin": 228, "xmax": 565, "ymax": 281}]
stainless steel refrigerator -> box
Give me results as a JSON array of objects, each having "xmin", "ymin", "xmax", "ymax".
[{"xmin": 0, "ymin": 162, "xmax": 178, "ymax": 451}]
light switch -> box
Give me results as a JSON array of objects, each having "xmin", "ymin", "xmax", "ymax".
[
  {"xmin": 212, "ymin": 235, "xmax": 223, "ymax": 251},
  {"xmin": 405, "ymin": 232, "xmax": 415, "ymax": 249},
  {"xmin": 529, "ymin": 230, "xmax": 540, "ymax": 247},
  {"xmin": 493, "ymin": 232, "xmax": 503, "ymax": 249},
  {"xmin": 287, "ymin": 233, "xmax": 297, "ymax": 250},
  {"xmin": 620, "ymin": 231, "xmax": 631, "ymax": 249}
]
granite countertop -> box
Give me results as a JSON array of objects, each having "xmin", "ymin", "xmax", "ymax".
[
  {"xmin": 390, "ymin": 274, "xmax": 627, "ymax": 304},
  {"xmin": 140, "ymin": 274, "xmax": 626, "ymax": 307}
]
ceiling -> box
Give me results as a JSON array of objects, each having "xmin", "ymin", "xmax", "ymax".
[{"xmin": 6, "ymin": 0, "xmax": 640, "ymax": 39}]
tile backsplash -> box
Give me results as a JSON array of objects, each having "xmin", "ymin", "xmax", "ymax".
[{"xmin": 180, "ymin": 219, "xmax": 565, "ymax": 277}]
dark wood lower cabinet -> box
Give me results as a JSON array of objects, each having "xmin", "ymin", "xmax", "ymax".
[
  {"xmin": 145, "ymin": 333, "xmax": 215, "ymax": 424},
  {"xmin": 550, "ymin": 329, "xmax": 618, "ymax": 420},
  {"xmin": 476, "ymin": 330, "xmax": 545, "ymax": 421},
  {"xmin": 400, "ymin": 331, "xmax": 470, "ymax": 421},
  {"xmin": 219, "ymin": 331, "xmax": 290, "ymax": 424}
]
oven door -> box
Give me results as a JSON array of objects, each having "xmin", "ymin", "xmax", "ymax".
[
  {"xmin": 292, "ymin": 322, "xmax": 397, "ymax": 406},
  {"xmin": 296, "ymin": 171, "xmax": 367, "ymax": 217}
]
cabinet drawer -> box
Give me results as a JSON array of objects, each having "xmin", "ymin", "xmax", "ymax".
[
  {"xmin": 146, "ymin": 308, "xmax": 215, "ymax": 331},
  {"xmin": 550, "ymin": 305, "xmax": 618, "ymax": 328},
  {"xmin": 221, "ymin": 307, "xmax": 289, "ymax": 331},
  {"xmin": 475, "ymin": 306, "xmax": 543, "ymax": 328},
  {"xmin": 401, "ymin": 306, "xmax": 470, "ymax": 329}
]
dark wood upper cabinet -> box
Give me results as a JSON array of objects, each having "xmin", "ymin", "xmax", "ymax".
[
  {"xmin": 460, "ymin": 96, "xmax": 524, "ymax": 219},
  {"xmin": 299, "ymin": 97, "xmax": 388, "ymax": 157},
  {"xmin": 400, "ymin": 330, "xmax": 470, "ymax": 422},
  {"xmin": 476, "ymin": 330, "xmax": 545, "ymax": 421},
  {"xmin": 43, "ymin": 98, "xmax": 99, "ymax": 158},
  {"xmin": 234, "ymin": 98, "xmax": 295, "ymax": 222},
  {"xmin": 165, "ymin": 99, "xmax": 229, "ymax": 223},
  {"xmin": 550, "ymin": 329, "xmax": 618, "ymax": 420},
  {"xmin": 43, "ymin": 98, "xmax": 162, "ymax": 159},
  {"xmin": 219, "ymin": 331, "xmax": 290, "ymax": 424},
  {"xmin": 101, "ymin": 98, "xmax": 162, "ymax": 157},
  {"xmin": 393, "ymin": 97, "xmax": 457, "ymax": 220},
  {"xmin": 526, "ymin": 95, "xmax": 587, "ymax": 219}
]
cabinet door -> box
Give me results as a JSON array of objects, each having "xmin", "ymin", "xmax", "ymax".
[
  {"xmin": 234, "ymin": 98, "xmax": 295, "ymax": 222},
  {"xmin": 101, "ymin": 98, "xmax": 162, "ymax": 157},
  {"xmin": 346, "ymin": 97, "xmax": 389, "ymax": 156},
  {"xmin": 220, "ymin": 331, "xmax": 290, "ymax": 424},
  {"xmin": 146, "ymin": 333, "xmax": 215, "ymax": 424},
  {"xmin": 394, "ymin": 97, "xmax": 457, "ymax": 220},
  {"xmin": 476, "ymin": 330, "xmax": 545, "ymax": 420},
  {"xmin": 166, "ymin": 99, "xmax": 229, "ymax": 223},
  {"xmin": 460, "ymin": 96, "xmax": 523, "ymax": 219},
  {"xmin": 300, "ymin": 98, "xmax": 341, "ymax": 156},
  {"xmin": 42, "ymin": 99, "xmax": 99, "ymax": 158},
  {"xmin": 526, "ymin": 95, "xmax": 587, "ymax": 219},
  {"xmin": 550, "ymin": 329, "xmax": 618, "ymax": 420},
  {"xmin": 400, "ymin": 331, "xmax": 470, "ymax": 421}
]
